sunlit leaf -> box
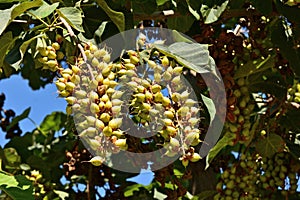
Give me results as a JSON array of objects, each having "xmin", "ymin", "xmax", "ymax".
[
  {"xmin": 0, "ymin": 32, "xmax": 14, "ymax": 67},
  {"xmin": 29, "ymin": 1, "xmax": 59, "ymax": 19},
  {"xmin": 167, "ymin": 15, "xmax": 194, "ymax": 33},
  {"xmin": 156, "ymin": 0, "xmax": 169, "ymax": 6},
  {"xmin": 201, "ymin": 94, "xmax": 216, "ymax": 125},
  {"xmin": 95, "ymin": 0, "xmax": 125, "ymax": 32},
  {"xmin": 39, "ymin": 112, "xmax": 67, "ymax": 135},
  {"xmin": 200, "ymin": 0, "xmax": 229, "ymax": 24},
  {"xmin": 57, "ymin": 7, "xmax": 84, "ymax": 32},
  {"xmin": 95, "ymin": 21, "xmax": 108, "ymax": 40}
]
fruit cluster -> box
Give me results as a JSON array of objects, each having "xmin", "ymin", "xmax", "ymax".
[
  {"xmin": 55, "ymin": 42, "xmax": 203, "ymax": 167},
  {"xmin": 288, "ymin": 79, "xmax": 300, "ymax": 103},
  {"xmin": 37, "ymin": 42, "xmax": 64, "ymax": 72},
  {"xmin": 224, "ymin": 77, "xmax": 255, "ymax": 144},
  {"xmin": 214, "ymin": 153, "xmax": 260, "ymax": 200}
]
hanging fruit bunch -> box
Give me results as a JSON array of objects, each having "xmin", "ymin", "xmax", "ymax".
[{"xmin": 55, "ymin": 41, "xmax": 204, "ymax": 167}]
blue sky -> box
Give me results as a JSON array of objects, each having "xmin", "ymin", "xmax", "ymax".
[{"xmin": 0, "ymin": 74, "xmax": 66, "ymax": 146}]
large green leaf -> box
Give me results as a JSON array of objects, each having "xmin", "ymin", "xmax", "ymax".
[
  {"xmin": 201, "ymin": 94, "xmax": 216, "ymax": 125},
  {"xmin": 94, "ymin": 21, "xmax": 108, "ymax": 40},
  {"xmin": 194, "ymin": 190, "xmax": 217, "ymax": 200},
  {"xmin": 153, "ymin": 42, "xmax": 220, "ymax": 79},
  {"xmin": 0, "ymin": 32, "xmax": 14, "ymax": 67},
  {"xmin": 6, "ymin": 107, "xmax": 30, "ymax": 131},
  {"xmin": 233, "ymin": 55, "xmax": 275, "ymax": 79},
  {"xmin": 200, "ymin": 0, "xmax": 229, "ymax": 24},
  {"xmin": 250, "ymin": 0, "xmax": 272, "ymax": 15},
  {"xmin": 57, "ymin": 7, "xmax": 84, "ymax": 32},
  {"xmin": 0, "ymin": 0, "xmax": 42, "ymax": 36},
  {"xmin": 132, "ymin": 0, "xmax": 157, "ymax": 15},
  {"xmin": 205, "ymin": 133, "xmax": 236, "ymax": 168},
  {"xmin": 167, "ymin": 15, "xmax": 195, "ymax": 33},
  {"xmin": 156, "ymin": 0, "xmax": 169, "ymax": 6},
  {"xmin": 39, "ymin": 112, "xmax": 67, "ymax": 135},
  {"xmin": 256, "ymin": 134, "xmax": 285, "ymax": 158},
  {"xmin": 0, "ymin": 173, "xmax": 33, "ymax": 200},
  {"xmin": 279, "ymin": 106, "xmax": 300, "ymax": 132},
  {"xmin": 29, "ymin": 1, "xmax": 59, "ymax": 19},
  {"xmin": 95, "ymin": 0, "xmax": 125, "ymax": 32}
]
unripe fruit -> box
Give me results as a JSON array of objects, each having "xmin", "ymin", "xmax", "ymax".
[
  {"xmin": 162, "ymin": 97, "xmax": 171, "ymax": 106},
  {"xmin": 185, "ymin": 99, "xmax": 197, "ymax": 107},
  {"xmin": 145, "ymin": 91, "xmax": 153, "ymax": 100},
  {"xmin": 48, "ymin": 51, "xmax": 57, "ymax": 59},
  {"xmin": 90, "ymin": 103, "xmax": 100, "ymax": 113},
  {"xmin": 103, "ymin": 126, "xmax": 112, "ymax": 136},
  {"xmin": 154, "ymin": 73, "xmax": 161, "ymax": 82},
  {"xmin": 171, "ymin": 76, "xmax": 181, "ymax": 85},
  {"xmin": 59, "ymin": 90, "xmax": 70, "ymax": 97},
  {"xmin": 108, "ymin": 118, "xmax": 122, "ymax": 129},
  {"xmin": 94, "ymin": 49, "xmax": 107, "ymax": 59},
  {"xmin": 39, "ymin": 48, "xmax": 49, "ymax": 57},
  {"xmin": 65, "ymin": 96, "xmax": 77, "ymax": 105},
  {"xmin": 164, "ymin": 110, "xmax": 174, "ymax": 119},
  {"xmin": 89, "ymin": 156, "xmax": 103, "ymax": 166},
  {"xmin": 154, "ymin": 92, "xmax": 163, "ymax": 102},
  {"xmin": 163, "ymin": 118, "xmax": 173, "ymax": 126},
  {"xmin": 55, "ymin": 81, "xmax": 66, "ymax": 91},
  {"xmin": 75, "ymin": 90, "xmax": 87, "ymax": 98},
  {"xmin": 46, "ymin": 60, "xmax": 57, "ymax": 68},
  {"xmin": 65, "ymin": 82, "xmax": 76, "ymax": 91},
  {"xmin": 114, "ymin": 138, "xmax": 127, "ymax": 149},
  {"xmin": 166, "ymin": 126, "xmax": 177, "ymax": 135},
  {"xmin": 173, "ymin": 67, "xmax": 183, "ymax": 75},
  {"xmin": 169, "ymin": 137, "xmax": 180, "ymax": 148},
  {"xmin": 163, "ymin": 71, "xmax": 172, "ymax": 81},
  {"xmin": 188, "ymin": 117, "xmax": 200, "ymax": 126},
  {"xmin": 152, "ymin": 84, "xmax": 161, "ymax": 93},
  {"xmin": 142, "ymin": 103, "xmax": 151, "ymax": 111},
  {"xmin": 237, "ymin": 78, "xmax": 245, "ymax": 86},
  {"xmin": 66, "ymin": 105, "xmax": 72, "ymax": 115},
  {"xmin": 38, "ymin": 56, "xmax": 48, "ymax": 63},
  {"xmin": 100, "ymin": 113, "xmax": 110, "ymax": 123},
  {"xmin": 103, "ymin": 54, "xmax": 111, "ymax": 63},
  {"xmin": 180, "ymin": 90, "xmax": 190, "ymax": 101},
  {"xmin": 182, "ymin": 159, "xmax": 189, "ymax": 167},
  {"xmin": 162, "ymin": 56, "xmax": 169, "ymax": 67},
  {"xmin": 86, "ymin": 127, "xmax": 97, "ymax": 137},
  {"xmin": 148, "ymin": 60, "xmax": 156, "ymax": 68},
  {"xmin": 95, "ymin": 119, "xmax": 105, "ymax": 130},
  {"xmin": 130, "ymin": 55, "xmax": 139, "ymax": 64},
  {"xmin": 190, "ymin": 153, "xmax": 201, "ymax": 162}
]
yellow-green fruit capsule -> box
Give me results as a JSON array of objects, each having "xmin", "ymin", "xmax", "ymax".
[
  {"xmin": 46, "ymin": 60, "xmax": 57, "ymax": 68},
  {"xmin": 39, "ymin": 47, "xmax": 49, "ymax": 57},
  {"xmin": 48, "ymin": 51, "xmax": 57, "ymax": 59},
  {"xmin": 57, "ymin": 51, "xmax": 64, "ymax": 60},
  {"xmin": 62, "ymin": 68, "xmax": 73, "ymax": 75},
  {"xmin": 154, "ymin": 73, "xmax": 161, "ymax": 82},
  {"xmin": 171, "ymin": 93, "xmax": 180, "ymax": 102},
  {"xmin": 148, "ymin": 60, "xmax": 156, "ymax": 68},
  {"xmin": 164, "ymin": 110, "xmax": 174, "ymax": 119},
  {"xmin": 109, "ymin": 118, "xmax": 122, "ymax": 129},
  {"xmin": 59, "ymin": 90, "xmax": 70, "ymax": 97},
  {"xmin": 185, "ymin": 99, "xmax": 197, "ymax": 107},
  {"xmin": 86, "ymin": 116, "xmax": 97, "ymax": 126},
  {"xmin": 38, "ymin": 57, "xmax": 48, "ymax": 63},
  {"xmin": 162, "ymin": 97, "xmax": 171, "ymax": 106},
  {"xmin": 142, "ymin": 103, "xmax": 151, "ymax": 111},
  {"xmin": 130, "ymin": 55, "xmax": 139, "ymax": 64},
  {"xmin": 145, "ymin": 91, "xmax": 153, "ymax": 100},
  {"xmin": 180, "ymin": 90, "xmax": 190, "ymax": 101},
  {"xmin": 103, "ymin": 126, "xmax": 112, "ymax": 136},
  {"xmin": 52, "ymin": 42, "xmax": 60, "ymax": 51},
  {"xmin": 89, "ymin": 44, "xmax": 98, "ymax": 53},
  {"xmin": 177, "ymin": 106, "xmax": 189, "ymax": 116},
  {"xmin": 103, "ymin": 54, "xmax": 111, "ymax": 63},
  {"xmin": 86, "ymin": 127, "xmax": 97, "ymax": 137},
  {"xmin": 163, "ymin": 118, "xmax": 173, "ymax": 126},
  {"xmin": 182, "ymin": 159, "xmax": 189, "ymax": 167},
  {"xmin": 65, "ymin": 96, "xmax": 77, "ymax": 105},
  {"xmin": 105, "ymin": 101, "xmax": 112, "ymax": 110},
  {"xmin": 154, "ymin": 92, "xmax": 163, "ymax": 102},
  {"xmin": 173, "ymin": 67, "xmax": 183, "ymax": 75},
  {"xmin": 89, "ymin": 156, "xmax": 103, "ymax": 166},
  {"xmin": 95, "ymin": 119, "xmax": 105, "ymax": 130},
  {"xmin": 141, "ymin": 80, "xmax": 151, "ymax": 88},
  {"xmin": 125, "ymin": 63, "xmax": 136, "ymax": 70},
  {"xmin": 100, "ymin": 113, "xmax": 110, "ymax": 123},
  {"xmin": 89, "ymin": 91, "xmax": 99, "ymax": 101},
  {"xmin": 75, "ymin": 90, "xmax": 87, "ymax": 98},
  {"xmin": 170, "ymin": 137, "xmax": 180, "ymax": 148},
  {"xmin": 90, "ymin": 103, "xmax": 100, "ymax": 113},
  {"xmin": 66, "ymin": 105, "xmax": 72, "ymax": 115},
  {"xmin": 100, "ymin": 94, "xmax": 109, "ymax": 102},
  {"xmin": 188, "ymin": 117, "xmax": 200, "ymax": 126},
  {"xmin": 114, "ymin": 138, "xmax": 127, "ymax": 148},
  {"xmin": 171, "ymin": 76, "xmax": 181, "ymax": 85},
  {"xmin": 152, "ymin": 84, "xmax": 161, "ymax": 93},
  {"xmin": 112, "ymin": 130, "xmax": 124, "ymax": 137},
  {"xmin": 166, "ymin": 126, "xmax": 177, "ymax": 135},
  {"xmin": 94, "ymin": 49, "xmax": 107, "ymax": 59},
  {"xmin": 111, "ymin": 91, "xmax": 124, "ymax": 99},
  {"xmin": 112, "ymin": 106, "xmax": 121, "ymax": 116},
  {"xmin": 190, "ymin": 153, "xmax": 201, "ymax": 162},
  {"xmin": 163, "ymin": 71, "xmax": 172, "ymax": 81},
  {"xmin": 55, "ymin": 81, "xmax": 66, "ymax": 91},
  {"xmin": 162, "ymin": 56, "xmax": 169, "ymax": 67},
  {"xmin": 65, "ymin": 82, "xmax": 76, "ymax": 91}
]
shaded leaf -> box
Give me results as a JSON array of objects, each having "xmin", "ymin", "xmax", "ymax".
[
  {"xmin": 156, "ymin": 0, "xmax": 169, "ymax": 6},
  {"xmin": 251, "ymin": 0, "xmax": 272, "ymax": 15},
  {"xmin": 29, "ymin": 1, "xmax": 59, "ymax": 19},
  {"xmin": 206, "ymin": 133, "xmax": 236, "ymax": 168},
  {"xmin": 153, "ymin": 188, "xmax": 167, "ymax": 200},
  {"xmin": 195, "ymin": 190, "xmax": 217, "ymax": 200},
  {"xmin": 0, "ymin": 32, "xmax": 14, "ymax": 67},
  {"xmin": 172, "ymin": 30, "xmax": 193, "ymax": 43},
  {"xmin": 95, "ymin": 0, "xmax": 125, "ymax": 32},
  {"xmin": 39, "ymin": 112, "xmax": 67, "ymax": 135},
  {"xmin": 234, "ymin": 55, "xmax": 275, "ymax": 79},
  {"xmin": 153, "ymin": 42, "xmax": 220, "ymax": 79},
  {"xmin": 124, "ymin": 184, "xmax": 142, "ymax": 197},
  {"xmin": 11, "ymin": 0, "xmax": 43, "ymax": 22},
  {"xmin": 53, "ymin": 190, "xmax": 69, "ymax": 200},
  {"xmin": 57, "ymin": 7, "xmax": 84, "ymax": 32},
  {"xmin": 256, "ymin": 134, "xmax": 285, "ymax": 158},
  {"xmin": 201, "ymin": 94, "xmax": 216, "ymax": 125},
  {"xmin": 6, "ymin": 107, "xmax": 30, "ymax": 131},
  {"xmin": 132, "ymin": 0, "xmax": 156, "ymax": 15},
  {"xmin": 187, "ymin": 0, "xmax": 200, "ymax": 20},
  {"xmin": 279, "ymin": 106, "xmax": 300, "ymax": 132},
  {"xmin": 167, "ymin": 15, "xmax": 195, "ymax": 33},
  {"xmin": 200, "ymin": 0, "xmax": 229, "ymax": 24}
]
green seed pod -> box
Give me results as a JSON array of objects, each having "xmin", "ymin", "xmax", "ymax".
[
  {"xmin": 154, "ymin": 73, "xmax": 161, "ymax": 82},
  {"xmin": 190, "ymin": 153, "xmax": 201, "ymax": 162},
  {"xmin": 130, "ymin": 55, "xmax": 139, "ymax": 64},
  {"xmin": 170, "ymin": 137, "xmax": 180, "ymax": 148},
  {"xmin": 102, "ymin": 65, "xmax": 111, "ymax": 77},
  {"xmin": 173, "ymin": 66, "xmax": 183, "ymax": 75},
  {"xmin": 89, "ymin": 44, "xmax": 98, "ymax": 53},
  {"xmin": 171, "ymin": 76, "xmax": 181, "ymax": 85},
  {"xmin": 103, "ymin": 54, "xmax": 111, "ymax": 63},
  {"xmin": 145, "ymin": 91, "xmax": 153, "ymax": 100},
  {"xmin": 66, "ymin": 105, "xmax": 72, "ymax": 115},
  {"xmin": 162, "ymin": 56, "xmax": 169, "ymax": 67},
  {"xmin": 52, "ymin": 42, "xmax": 60, "ymax": 51},
  {"xmin": 94, "ymin": 49, "xmax": 107, "ymax": 59},
  {"xmin": 65, "ymin": 96, "xmax": 77, "ymax": 105},
  {"xmin": 89, "ymin": 91, "xmax": 99, "ymax": 101},
  {"xmin": 184, "ymin": 99, "xmax": 197, "ymax": 107},
  {"xmin": 141, "ymin": 80, "xmax": 151, "ymax": 88},
  {"xmin": 48, "ymin": 51, "xmax": 57, "ymax": 59},
  {"xmin": 103, "ymin": 126, "xmax": 112, "ymax": 136},
  {"xmin": 86, "ymin": 127, "xmax": 98, "ymax": 137},
  {"xmin": 65, "ymin": 82, "xmax": 76, "ymax": 91},
  {"xmin": 70, "ymin": 74, "xmax": 80, "ymax": 84},
  {"xmin": 100, "ymin": 94, "xmax": 109, "ymax": 103},
  {"xmin": 163, "ymin": 118, "xmax": 173, "ymax": 126},
  {"xmin": 240, "ymin": 86, "xmax": 248, "ymax": 95},
  {"xmin": 46, "ymin": 60, "xmax": 58, "ymax": 68},
  {"xmin": 137, "ymin": 85, "xmax": 145, "ymax": 93},
  {"xmin": 105, "ymin": 101, "xmax": 112, "ymax": 109},
  {"xmin": 112, "ymin": 130, "xmax": 124, "ymax": 137},
  {"xmin": 109, "ymin": 118, "xmax": 122, "ymax": 129},
  {"xmin": 111, "ymin": 99, "xmax": 123, "ymax": 106},
  {"xmin": 38, "ymin": 56, "xmax": 48, "ymax": 63},
  {"xmin": 100, "ymin": 113, "xmax": 110, "ymax": 123},
  {"xmin": 151, "ymin": 84, "xmax": 161, "ymax": 93},
  {"xmin": 107, "ymin": 72, "xmax": 115, "ymax": 80},
  {"xmin": 39, "ymin": 47, "xmax": 49, "ymax": 57},
  {"xmin": 86, "ymin": 116, "xmax": 97, "ymax": 125},
  {"xmin": 134, "ymin": 93, "xmax": 145, "ymax": 102},
  {"xmin": 142, "ymin": 103, "xmax": 151, "ymax": 111},
  {"xmin": 177, "ymin": 106, "xmax": 189, "ymax": 116},
  {"xmin": 112, "ymin": 106, "xmax": 122, "ymax": 116},
  {"xmin": 148, "ymin": 60, "xmax": 156, "ymax": 68},
  {"xmin": 89, "ymin": 156, "xmax": 103, "ymax": 166},
  {"xmin": 180, "ymin": 90, "xmax": 190, "ymax": 102},
  {"xmin": 171, "ymin": 93, "xmax": 180, "ymax": 102},
  {"xmin": 127, "ymin": 81, "xmax": 138, "ymax": 89},
  {"xmin": 166, "ymin": 126, "xmax": 177, "ymax": 135},
  {"xmin": 163, "ymin": 71, "xmax": 172, "ymax": 81},
  {"xmin": 154, "ymin": 92, "xmax": 163, "ymax": 102},
  {"xmin": 55, "ymin": 81, "xmax": 66, "ymax": 91},
  {"xmin": 59, "ymin": 90, "xmax": 70, "ymax": 97},
  {"xmin": 95, "ymin": 119, "xmax": 105, "ymax": 130},
  {"xmin": 164, "ymin": 110, "xmax": 174, "ymax": 119},
  {"xmin": 237, "ymin": 78, "xmax": 245, "ymax": 87},
  {"xmin": 114, "ymin": 138, "xmax": 127, "ymax": 149},
  {"xmin": 90, "ymin": 103, "xmax": 100, "ymax": 113},
  {"xmin": 188, "ymin": 117, "xmax": 200, "ymax": 126}
]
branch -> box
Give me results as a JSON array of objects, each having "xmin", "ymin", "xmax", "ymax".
[{"xmin": 59, "ymin": 17, "xmax": 95, "ymax": 80}]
